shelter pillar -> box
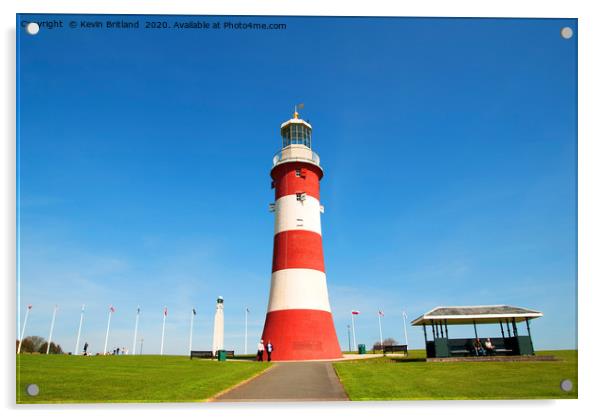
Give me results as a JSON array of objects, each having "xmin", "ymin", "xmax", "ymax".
[{"xmin": 526, "ymin": 318, "xmax": 535, "ymax": 353}]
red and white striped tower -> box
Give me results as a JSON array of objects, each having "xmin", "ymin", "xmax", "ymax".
[{"xmin": 261, "ymin": 108, "xmax": 342, "ymax": 361}]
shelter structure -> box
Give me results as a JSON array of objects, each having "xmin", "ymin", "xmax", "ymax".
[{"xmin": 411, "ymin": 305, "xmax": 543, "ymax": 358}]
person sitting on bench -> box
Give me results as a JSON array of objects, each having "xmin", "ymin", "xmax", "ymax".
[
  {"xmin": 484, "ymin": 338, "xmax": 496, "ymax": 355},
  {"xmin": 473, "ymin": 338, "xmax": 485, "ymax": 356}
]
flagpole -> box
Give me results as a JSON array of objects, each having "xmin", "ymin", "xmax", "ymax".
[
  {"xmin": 17, "ymin": 305, "xmax": 32, "ymax": 354},
  {"xmin": 244, "ymin": 308, "xmax": 248, "ymax": 355},
  {"xmin": 160, "ymin": 307, "xmax": 167, "ymax": 355},
  {"xmin": 377, "ymin": 312, "xmax": 384, "ymax": 354},
  {"xmin": 347, "ymin": 325, "xmax": 351, "ymax": 352},
  {"xmin": 74, "ymin": 304, "xmax": 85, "ymax": 355},
  {"xmin": 188, "ymin": 308, "xmax": 194, "ymax": 354},
  {"xmin": 132, "ymin": 306, "xmax": 140, "ymax": 355},
  {"xmin": 103, "ymin": 307, "xmax": 113, "ymax": 355},
  {"xmin": 402, "ymin": 311, "xmax": 409, "ymax": 350},
  {"xmin": 47, "ymin": 305, "xmax": 58, "ymax": 354},
  {"xmin": 351, "ymin": 312, "xmax": 357, "ymax": 350}
]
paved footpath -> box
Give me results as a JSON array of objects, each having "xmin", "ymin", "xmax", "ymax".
[{"xmin": 213, "ymin": 361, "xmax": 348, "ymax": 402}]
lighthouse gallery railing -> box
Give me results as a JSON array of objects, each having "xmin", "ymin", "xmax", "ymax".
[{"xmin": 272, "ymin": 149, "xmax": 320, "ymax": 167}]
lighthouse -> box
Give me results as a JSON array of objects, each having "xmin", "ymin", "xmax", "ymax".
[{"xmin": 261, "ymin": 108, "xmax": 342, "ymax": 361}]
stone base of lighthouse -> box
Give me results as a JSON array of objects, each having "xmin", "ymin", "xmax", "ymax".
[{"xmin": 261, "ymin": 309, "xmax": 342, "ymax": 360}]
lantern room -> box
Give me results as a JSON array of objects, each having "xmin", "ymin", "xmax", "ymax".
[{"xmin": 280, "ymin": 110, "xmax": 312, "ymax": 149}]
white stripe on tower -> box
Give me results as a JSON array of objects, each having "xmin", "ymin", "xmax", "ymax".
[
  {"xmin": 267, "ymin": 269, "xmax": 331, "ymax": 312},
  {"xmin": 274, "ymin": 195, "xmax": 322, "ymax": 235}
]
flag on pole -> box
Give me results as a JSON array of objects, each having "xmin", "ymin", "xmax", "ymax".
[
  {"xmin": 137, "ymin": 306, "xmax": 141, "ymax": 314},
  {"xmin": 350, "ymin": 310, "xmax": 358, "ymax": 350},
  {"xmin": 160, "ymin": 307, "xmax": 168, "ymax": 355},
  {"xmin": 246, "ymin": 307, "xmax": 250, "ymax": 313},
  {"xmin": 377, "ymin": 309, "xmax": 384, "ymax": 353},
  {"xmin": 18, "ymin": 303, "xmax": 33, "ymax": 354},
  {"xmin": 402, "ymin": 310, "xmax": 409, "ymax": 349},
  {"xmin": 189, "ymin": 307, "xmax": 196, "ymax": 353},
  {"xmin": 109, "ymin": 305, "xmax": 115, "ymax": 313}
]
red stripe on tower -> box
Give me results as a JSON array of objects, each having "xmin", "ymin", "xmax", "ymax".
[
  {"xmin": 271, "ymin": 162, "xmax": 322, "ymax": 201},
  {"xmin": 272, "ymin": 230, "xmax": 325, "ymax": 273},
  {"xmin": 261, "ymin": 108, "xmax": 342, "ymax": 361}
]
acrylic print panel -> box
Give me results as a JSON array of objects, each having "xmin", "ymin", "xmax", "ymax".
[{"xmin": 16, "ymin": 14, "xmax": 577, "ymax": 403}]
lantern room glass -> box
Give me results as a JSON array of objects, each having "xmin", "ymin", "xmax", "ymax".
[{"xmin": 282, "ymin": 123, "xmax": 312, "ymax": 149}]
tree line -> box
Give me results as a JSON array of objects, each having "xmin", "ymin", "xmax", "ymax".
[
  {"xmin": 372, "ymin": 338, "xmax": 399, "ymax": 350},
  {"xmin": 16, "ymin": 336, "xmax": 63, "ymax": 354}
]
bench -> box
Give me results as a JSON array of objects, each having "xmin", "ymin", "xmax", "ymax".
[
  {"xmin": 373, "ymin": 344, "xmax": 408, "ymax": 354},
  {"xmin": 450, "ymin": 349, "xmax": 471, "ymax": 355},
  {"xmin": 383, "ymin": 345, "xmax": 408, "ymax": 355},
  {"xmin": 190, "ymin": 350, "xmax": 236, "ymax": 360},
  {"xmin": 190, "ymin": 350, "xmax": 213, "ymax": 359}
]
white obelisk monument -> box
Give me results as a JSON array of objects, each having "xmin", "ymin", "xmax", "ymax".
[{"xmin": 212, "ymin": 296, "xmax": 224, "ymax": 355}]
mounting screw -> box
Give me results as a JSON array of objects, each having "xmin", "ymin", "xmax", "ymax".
[
  {"xmin": 560, "ymin": 379, "xmax": 573, "ymax": 392},
  {"xmin": 560, "ymin": 27, "xmax": 573, "ymax": 40},
  {"xmin": 26, "ymin": 22, "xmax": 40, "ymax": 35},
  {"xmin": 26, "ymin": 384, "xmax": 39, "ymax": 396}
]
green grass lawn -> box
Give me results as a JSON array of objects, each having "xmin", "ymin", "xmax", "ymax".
[
  {"xmin": 17, "ymin": 354, "xmax": 271, "ymax": 403},
  {"xmin": 334, "ymin": 350, "xmax": 577, "ymax": 400}
]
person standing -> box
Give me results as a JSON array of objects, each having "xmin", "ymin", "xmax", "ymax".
[
  {"xmin": 83, "ymin": 342, "xmax": 88, "ymax": 356},
  {"xmin": 266, "ymin": 341, "xmax": 274, "ymax": 362},
  {"xmin": 257, "ymin": 339, "xmax": 265, "ymax": 362}
]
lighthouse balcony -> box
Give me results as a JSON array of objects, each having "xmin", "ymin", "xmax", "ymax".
[{"xmin": 273, "ymin": 144, "xmax": 320, "ymax": 168}]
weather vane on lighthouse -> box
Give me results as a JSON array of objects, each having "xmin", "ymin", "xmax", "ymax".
[
  {"xmin": 293, "ymin": 103, "xmax": 303, "ymax": 119},
  {"xmin": 261, "ymin": 105, "xmax": 342, "ymax": 360}
]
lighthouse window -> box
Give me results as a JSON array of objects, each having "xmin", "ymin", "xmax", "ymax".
[
  {"xmin": 282, "ymin": 123, "xmax": 312, "ymax": 148},
  {"xmin": 282, "ymin": 126, "xmax": 291, "ymax": 148},
  {"xmin": 295, "ymin": 169, "xmax": 301, "ymax": 177}
]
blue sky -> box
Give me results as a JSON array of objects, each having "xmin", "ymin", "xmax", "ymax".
[{"xmin": 17, "ymin": 15, "xmax": 577, "ymax": 354}]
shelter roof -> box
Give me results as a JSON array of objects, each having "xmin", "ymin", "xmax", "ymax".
[{"xmin": 411, "ymin": 305, "xmax": 543, "ymax": 325}]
